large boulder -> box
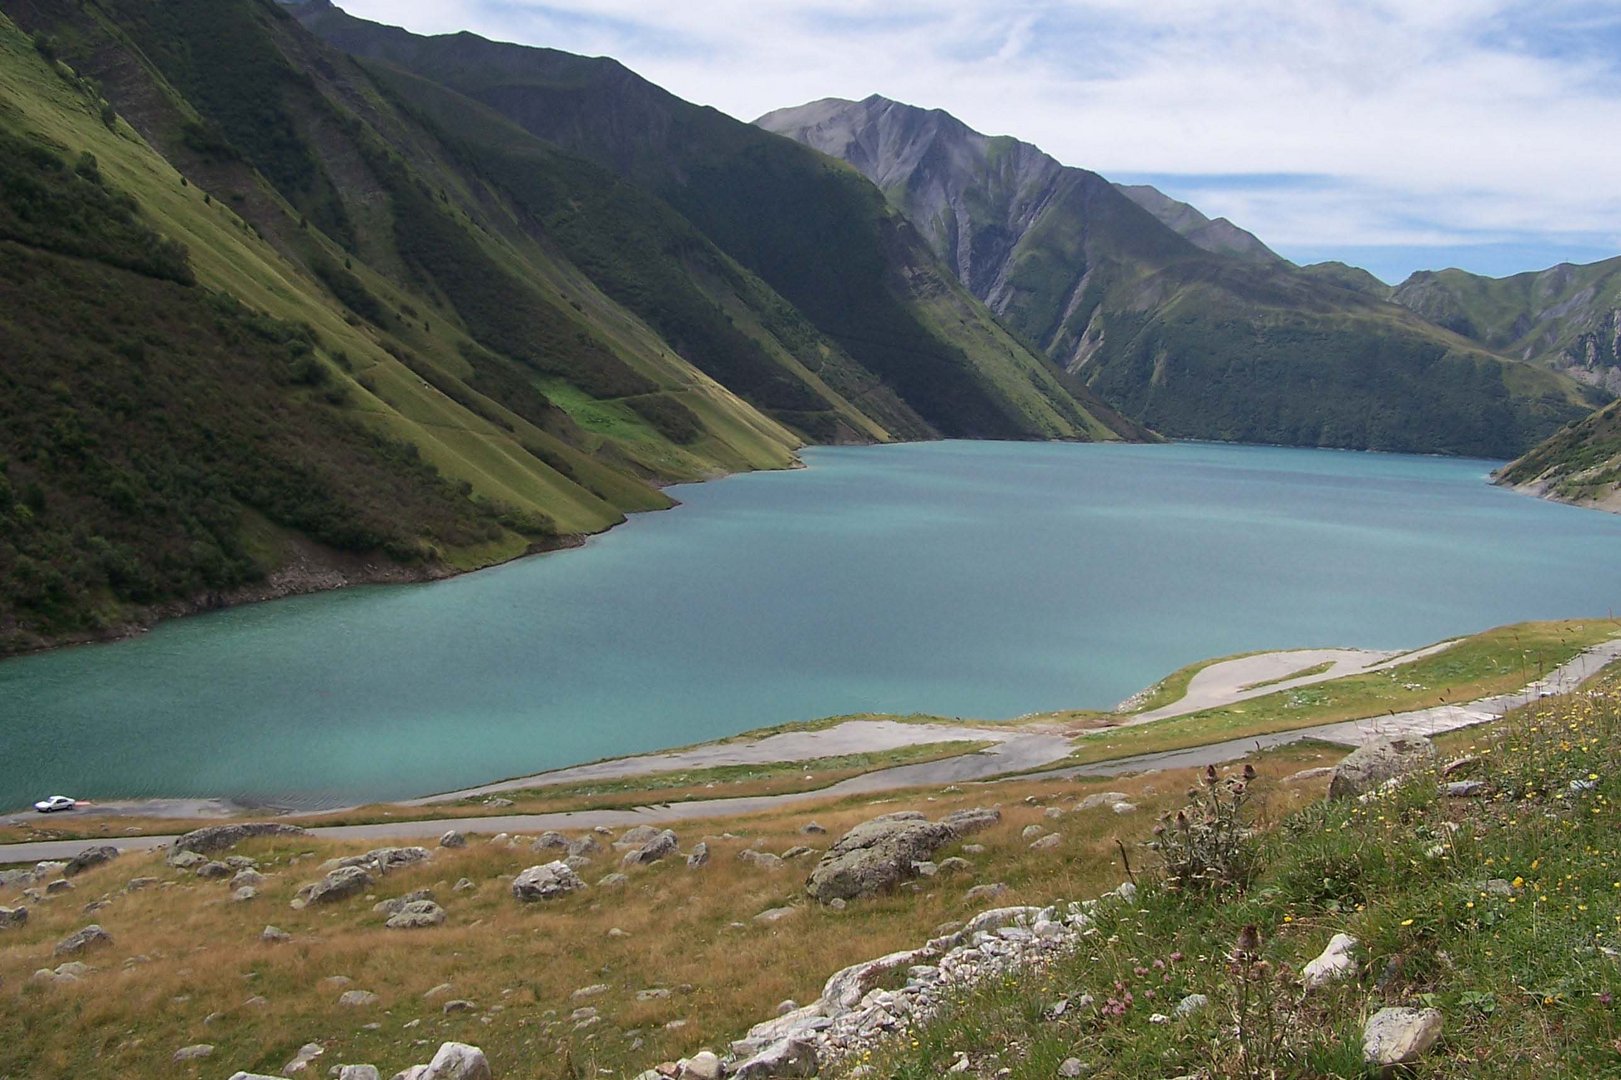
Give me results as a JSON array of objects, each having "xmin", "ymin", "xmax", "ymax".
[
  {"xmin": 54, "ymin": 924, "xmax": 112, "ymax": 956},
  {"xmin": 805, "ymin": 813, "xmax": 958, "ymax": 901},
  {"xmin": 511, "ymin": 861, "xmax": 585, "ymax": 902},
  {"xmin": 1329, "ymin": 736, "xmax": 1436, "ymax": 799},
  {"xmin": 425, "ymin": 1043, "xmax": 492, "ymax": 1080},
  {"xmin": 63, "ymin": 845, "xmax": 120, "ymax": 877},
  {"xmin": 299, "ymin": 865, "xmax": 374, "ymax": 906},
  {"xmin": 621, "ymin": 829, "xmax": 679, "ymax": 866},
  {"xmin": 171, "ymin": 823, "xmax": 308, "ymax": 855}
]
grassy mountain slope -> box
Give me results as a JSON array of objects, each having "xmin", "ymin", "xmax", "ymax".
[
  {"xmin": 1394, "ymin": 256, "xmax": 1621, "ymax": 393},
  {"xmin": 291, "ymin": 4, "xmax": 1136, "ymax": 443},
  {"xmin": 1496, "ymin": 397, "xmax": 1621, "ymax": 512},
  {"xmin": 1114, "ymin": 182, "xmax": 1287, "ymax": 265},
  {"xmin": 0, "ymin": 2, "xmax": 831, "ymax": 652},
  {"xmin": 759, "ymin": 96, "xmax": 1606, "ymax": 458}
]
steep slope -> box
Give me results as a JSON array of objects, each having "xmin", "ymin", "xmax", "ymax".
[
  {"xmin": 1394, "ymin": 257, "xmax": 1621, "ymax": 393},
  {"xmin": 0, "ymin": 2, "xmax": 824, "ymax": 652},
  {"xmin": 759, "ymin": 95, "xmax": 1605, "ymax": 458},
  {"xmin": 1496, "ymin": 399, "xmax": 1621, "ymax": 512},
  {"xmin": 1114, "ymin": 183, "xmax": 1286, "ymax": 265},
  {"xmin": 292, "ymin": 3, "xmax": 1139, "ymax": 443}
]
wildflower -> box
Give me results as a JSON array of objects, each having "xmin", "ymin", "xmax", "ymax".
[{"xmin": 1232, "ymin": 924, "xmax": 1261, "ymax": 961}]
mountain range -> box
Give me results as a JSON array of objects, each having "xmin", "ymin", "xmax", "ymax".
[{"xmin": 0, "ymin": 0, "xmax": 1615, "ymax": 654}]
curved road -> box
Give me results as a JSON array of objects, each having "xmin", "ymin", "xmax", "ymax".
[{"xmin": 4, "ymin": 638, "xmax": 1617, "ymax": 867}]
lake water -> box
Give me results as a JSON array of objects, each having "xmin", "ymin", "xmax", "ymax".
[{"xmin": 3, "ymin": 441, "xmax": 1620, "ymax": 811}]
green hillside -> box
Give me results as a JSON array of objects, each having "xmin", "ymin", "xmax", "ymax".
[
  {"xmin": 291, "ymin": 4, "xmax": 1136, "ymax": 443},
  {"xmin": 760, "ymin": 96, "xmax": 1606, "ymax": 458},
  {"xmin": 1496, "ymin": 397, "xmax": 1621, "ymax": 511}
]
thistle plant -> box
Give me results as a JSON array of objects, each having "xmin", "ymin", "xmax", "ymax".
[{"xmin": 1148, "ymin": 764, "xmax": 1261, "ymax": 893}]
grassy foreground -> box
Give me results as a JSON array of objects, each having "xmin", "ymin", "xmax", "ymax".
[{"xmin": 857, "ymin": 672, "xmax": 1621, "ymax": 1077}]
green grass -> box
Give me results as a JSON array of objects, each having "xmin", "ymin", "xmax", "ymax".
[
  {"xmin": 856, "ymin": 675, "xmax": 1621, "ymax": 1078},
  {"xmin": 1120, "ymin": 650, "xmax": 1272, "ymax": 715},
  {"xmin": 1066, "ymin": 621, "xmax": 1619, "ymax": 767},
  {"xmin": 1241, "ymin": 660, "xmax": 1336, "ymax": 693}
]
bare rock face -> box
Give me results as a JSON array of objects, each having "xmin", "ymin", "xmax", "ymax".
[
  {"xmin": 172, "ymin": 823, "xmax": 308, "ymax": 855},
  {"xmin": 511, "ymin": 861, "xmax": 585, "ymax": 902},
  {"xmin": 63, "ymin": 845, "xmax": 120, "ymax": 877},
  {"xmin": 1329, "ymin": 736, "xmax": 1436, "ymax": 800},
  {"xmin": 805, "ymin": 813, "xmax": 964, "ymax": 902}
]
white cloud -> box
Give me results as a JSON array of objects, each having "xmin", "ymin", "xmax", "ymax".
[{"xmin": 333, "ymin": 0, "xmax": 1621, "ymax": 278}]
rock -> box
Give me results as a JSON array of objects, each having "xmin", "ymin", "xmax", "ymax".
[
  {"xmin": 938, "ymin": 857, "xmax": 972, "ymax": 873},
  {"xmin": 596, "ymin": 873, "xmax": 629, "ymax": 888},
  {"xmin": 681, "ymin": 1050, "xmax": 722, "ymax": 1080},
  {"xmin": 563, "ymin": 854, "xmax": 593, "ymax": 871},
  {"xmin": 173, "ymin": 1044, "xmax": 215, "ymax": 1062},
  {"xmin": 124, "ymin": 876, "xmax": 159, "ymax": 892},
  {"xmin": 1043, "ymin": 806, "xmax": 1067, "ymax": 820},
  {"xmin": 780, "ymin": 846, "xmax": 815, "ymax": 861},
  {"xmin": 370, "ymin": 847, "xmax": 434, "ymax": 873},
  {"xmin": 261, "ymin": 925, "xmax": 291, "ymax": 943},
  {"xmin": 1057, "ymin": 1058, "xmax": 1089, "ymax": 1078},
  {"xmin": 423, "ymin": 1042, "xmax": 492, "ymax": 1080},
  {"xmin": 54, "ymin": 924, "xmax": 112, "ymax": 956},
  {"xmin": 566, "ymin": 835, "xmax": 601, "ymax": 858},
  {"xmin": 63, "ymin": 845, "xmax": 120, "ymax": 877},
  {"xmin": 0, "ymin": 905, "xmax": 28, "ymax": 929},
  {"xmin": 824, "ymin": 946, "xmax": 938, "ymax": 1009},
  {"xmin": 226, "ymin": 855, "xmax": 259, "ymax": 870},
  {"xmin": 1110, "ymin": 801, "xmax": 1138, "ymax": 815},
  {"xmin": 939, "ymin": 807, "xmax": 1001, "ymax": 836},
  {"xmin": 754, "ymin": 907, "xmax": 798, "ymax": 924},
  {"xmin": 1029, "ymin": 834, "xmax": 1062, "ymax": 851},
  {"xmin": 167, "ymin": 851, "xmax": 208, "ymax": 870},
  {"xmin": 964, "ymin": 883, "xmax": 1010, "ymax": 903},
  {"xmin": 730, "ymin": 1038, "xmax": 817, "ymax": 1080},
  {"xmin": 232, "ymin": 868, "xmax": 267, "ymax": 889},
  {"xmin": 738, "ymin": 849, "xmax": 784, "ymax": 870},
  {"xmin": 424, "ymin": 983, "xmax": 454, "ymax": 999},
  {"xmin": 532, "ymin": 831, "xmax": 569, "ymax": 851},
  {"xmin": 572, "ymin": 984, "xmax": 609, "ymax": 1000},
  {"xmin": 1021, "ymin": 824, "xmax": 1045, "ymax": 840},
  {"xmin": 1445, "ymin": 780, "xmax": 1487, "ymax": 798},
  {"xmin": 338, "ymin": 1067, "xmax": 381, "ymax": 1080},
  {"xmin": 55, "ymin": 961, "xmax": 90, "ymax": 978},
  {"xmin": 439, "ymin": 830, "xmax": 466, "ymax": 849},
  {"xmin": 636, "ymin": 987, "xmax": 672, "ymax": 1001},
  {"xmin": 1329, "ymin": 736, "xmax": 1436, "ymax": 800},
  {"xmin": 622, "ymin": 829, "xmax": 680, "ymax": 866},
  {"xmin": 232, "ymin": 887, "xmax": 259, "ymax": 903},
  {"xmin": 1281, "ymin": 766, "xmax": 1334, "ymax": 784},
  {"xmin": 776, "ymin": 999, "xmax": 799, "ymax": 1015},
  {"xmin": 443, "ymin": 999, "xmax": 477, "ymax": 1014},
  {"xmin": 1301, "ymin": 933, "xmax": 1358, "ymax": 989},
  {"xmin": 607, "ymin": 927, "xmax": 630, "ymax": 938},
  {"xmin": 912, "ymin": 860, "xmax": 938, "ymax": 876},
  {"xmin": 616, "ymin": 825, "xmax": 662, "ymax": 848},
  {"xmin": 338, "ymin": 990, "xmax": 380, "ymax": 1007},
  {"xmin": 195, "ymin": 861, "xmax": 233, "ymax": 880},
  {"xmin": 1174, "ymin": 993, "xmax": 1209, "ymax": 1018},
  {"xmin": 375, "ymin": 889, "xmax": 436, "ymax": 916},
  {"xmin": 686, "ymin": 842, "xmax": 710, "ymax": 869},
  {"xmin": 172, "ymin": 823, "xmax": 308, "ymax": 855},
  {"xmin": 800, "ymin": 822, "xmax": 827, "ymax": 835},
  {"xmin": 46, "ymin": 878, "xmax": 75, "ymax": 895},
  {"xmin": 386, "ymin": 900, "xmax": 447, "ymax": 929},
  {"xmin": 300, "ymin": 865, "xmax": 374, "ymax": 906},
  {"xmin": 1077, "ymin": 791, "xmax": 1130, "ymax": 811},
  {"xmin": 1362, "ymin": 1007, "xmax": 1443, "ymax": 1069},
  {"xmin": 511, "ymin": 862, "xmax": 585, "ymax": 902},
  {"xmin": 805, "ymin": 814, "xmax": 959, "ymax": 901},
  {"xmin": 453, "ymin": 878, "xmax": 476, "ymax": 892}
]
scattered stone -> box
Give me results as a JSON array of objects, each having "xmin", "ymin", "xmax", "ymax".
[
  {"xmin": 637, "ymin": 987, "xmax": 672, "ymax": 1001},
  {"xmin": 232, "ymin": 887, "xmax": 259, "ymax": 903},
  {"xmin": 1302, "ymin": 933, "xmax": 1358, "ymax": 989},
  {"xmin": 731, "ymin": 1038, "xmax": 817, "ymax": 1080},
  {"xmin": 443, "ymin": 999, "xmax": 477, "ymax": 1015},
  {"xmin": 607, "ymin": 927, "xmax": 630, "ymax": 939},
  {"xmin": 1362, "ymin": 1007, "xmax": 1443, "ymax": 1069},
  {"xmin": 338, "ymin": 1067, "xmax": 380, "ymax": 1080},
  {"xmin": 1445, "ymin": 780, "xmax": 1487, "ymax": 798},
  {"xmin": 573, "ymin": 984, "xmax": 609, "ymax": 1000},
  {"xmin": 422, "ymin": 1042, "xmax": 492, "ymax": 1080},
  {"xmin": 686, "ymin": 842, "xmax": 710, "ymax": 869},
  {"xmin": 63, "ymin": 845, "xmax": 120, "ymax": 877},
  {"xmin": 323, "ymin": 976, "xmax": 354, "ymax": 989},
  {"xmin": 45, "ymin": 878, "xmax": 75, "ymax": 896},
  {"xmin": 532, "ymin": 831, "xmax": 569, "ymax": 851},
  {"xmin": 776, "ymin": 999, "xmax": 799, "ymax": 1016},
  {"xmin": 1077, "ymin": 792, "xmax": 1130, "ymax": 811},
  {"xmin": 939, "ymin": 807, "xmax": 1001, "ymax": 836},
  {"xmin": 299, "ymin": 865, "xmax": 374, "ymax": 907},
  {"xmin": 225, "ymin": 856, "xmax": 259, "ymax": 870},
  {"xmin": 1043, "ymin": 806, "xmax": 1066, "ymax": 820},
  {"xmin": 622, "ymin": 829, "xmax": 680, "ymax": 866},
  {"xmin": 0, "ymin": 905, "xmax": 28, "ymax": 929},
  {"xmin": 173, "ymin": 1044, "xmax": 215, "ymax": 1062},
  {"xmin": 261, "ymin": 926, "xmax": 291, "ymax": 944},
  {"xmin": 800, "ymin": 822, "xmax": 827, "ymax": 835},
  {"xmin": 912, "ymin": 860, "xmax": 938, "ymax": 877},
  {"xmin": 386, "ymin": 900, "xmax": 447, "ymax": 930},
  {"xmin": 54, "ymin": 924, "xmax": 112, "ymax": 956},
  {"xmin": 232, "ymin": 869, "xmax": 266, "ymax": 889},
  {"xmin": 1281, "ymin": 766, "xmax": 1334, "ymax": 785},
  {"xmin": 375, "ymin": 889, "xmax": 436, "ymax": 916},
  {"xmin": 338, "ymin": 990, "xmax": 380, "ymax": 1007},
  {"xmin": 167, "ymin": 851, "xmax": 208, "ymax": 870},
  {"xmin": 1029, "ymin": 834, "xmax": 1062, "ymax": 851},
  {"xmin": 1021, "ymin": 824, "xmax": 1045, "ymax": 840},
  {"xmin": 1329, "ymin": 735, "xmax": 1436, "ymax": 799},
  {"xmin": 511, "ymin": 861, "xmax": 585, "ymax": 902},
  {"xmin": 567, "ymin": 835, "xmax": 601, "ymax": 858},
  {"xmin": 564, "ymin": 854, "xmax": 593, "ymax": 871},
  {"xmin": 195, "ymin": 861, "xmax": 233, "ymax": 880},
  {"xmin": 1057, "ymin": 1058, "xmax": 1089, "ymax": 1078},
  {"xmin": 938, "ymin": 857, "xmax": 972, "ymax": 873},
  {"xmin": 781, "ymin": 846, "xmax": 815, "ymax": 861},
  {"xmin": 243, "ymin": 995, "xmax": 269, "ymax": 1008},
  {"xmin": 1441, "ymin": 756, "xmax": 1479, "ymax": 776},
  {"xmin": 597, "ymin": 873, "xmax": 629, "ymax": 888},
  {"xmin": 616, "ymin": 825, "xmax": 662, "ymax": 848},
  {"xmin": 681, "ymin": 1050, "xmax": 722, "ymax": 1080},
  {"xmin": 805, "ymin": 813, "xmax": 959, "ymax": 901},
  {"xmin": 453, "ymin": 878, "xmax": 476, "ymax": 893},
  {"xmin": 439, "ymin": 830, "xmax": 466, "ymax": 849},
  {"xmin": 738, "ymin": 850, "xmax": 785, "ymax": 870},
  {"xmin": 283, "ymin": 1041, "xmax": 325, "ymax": 1075},
  {"xmin": 0, "ymin": 868, "xmax": 36, "ymax": 891},
  {"xmin": 424, "ymin": 983, "xmax": 454, "ymax": 1000},
  {"xmin": 1110, "ymin": 802, "xmax": 1138, "ymax": 815},
  {"xmin": 172, "ymin": 823, "xmax": 308, "ymax": 855}
]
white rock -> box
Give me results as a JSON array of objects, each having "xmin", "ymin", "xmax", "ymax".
[
  {"xmin": 1362, "ymin": 1007, "xmax": 1443, "ymax": 1068},
  {"xmin": 1301, "ymin": 933, "xmax": 1358, "ymax": 989},
  {"xmin": 424, "ymin": 1042, "xmax": 491, "ymax": 1080},
  {"xmin": 680, "ymin": 1050, "xmax": 722, "ymax": 1080}
]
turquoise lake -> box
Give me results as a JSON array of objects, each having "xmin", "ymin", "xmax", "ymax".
[{"xmin": 3, "ymin": 440, "xmax": 1621, "ymax": 811}]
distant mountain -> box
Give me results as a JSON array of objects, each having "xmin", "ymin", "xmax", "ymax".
[
  {"xmin": 1113, "ymin": 184, "xmax": 1286, "ymax": 265},
  {"xmin": 291, "ymin": 2, "xmax": 1143, "ymax": 445},
  {"xmin": 759, "ymin": 95, "xmax": 1604, "ymax": 458},
  {"xmin": 1298, "ymin": 261, "xmax": 1395, "ymax": 299},
  {"xmin": 1393, "ymin": 257, "xmax": 1621, "ymax": 393}
]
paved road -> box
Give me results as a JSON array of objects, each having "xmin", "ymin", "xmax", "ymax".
[{"xmin": 5, "ymin": 638, "xmax": 1616, "ymax": 868}]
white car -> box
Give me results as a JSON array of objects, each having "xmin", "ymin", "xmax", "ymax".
[{"xmin": 33, "ymin": 795, "xmax": 76, "ymax": 813}]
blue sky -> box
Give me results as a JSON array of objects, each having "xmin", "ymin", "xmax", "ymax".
[{"xmin": 338, "ymin": 1, "xmax": 1621, "ymax": 283}]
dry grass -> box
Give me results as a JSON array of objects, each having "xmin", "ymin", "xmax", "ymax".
[{"xmin": 0, "ymin": 747, "xmax": 1337, "ymax": 1080}]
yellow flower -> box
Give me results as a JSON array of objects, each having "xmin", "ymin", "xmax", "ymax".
[{"xmin": 1400, "ymin": 918, "xmax": 1414, "ymax": 926}]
